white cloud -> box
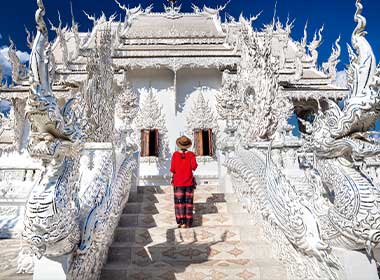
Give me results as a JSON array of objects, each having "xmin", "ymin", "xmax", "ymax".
[
  {"xmin": 0, "ymin": 46, "xmax": 30, "ymax": 80},
  {"xmin": 333, "ymin": 70, "xmax": 348, "ymax": 88}
]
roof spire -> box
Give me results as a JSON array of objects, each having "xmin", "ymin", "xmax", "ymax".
[{"xmin": 164, "ymin": 0, "xmax": 181, "ymax": 18}]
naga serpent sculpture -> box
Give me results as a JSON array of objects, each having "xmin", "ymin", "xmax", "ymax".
[{"xmin": 23, "ymin": 0, "xmax": 83, "ymax": 257}]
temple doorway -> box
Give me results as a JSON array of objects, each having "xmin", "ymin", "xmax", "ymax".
[
  {"xmin": 141, "ymin": 129, "xmax": 159, "ymax": 157},
  {"xmin": 194, "ymin": 129, "xmax": 214, "ymax": 157}
]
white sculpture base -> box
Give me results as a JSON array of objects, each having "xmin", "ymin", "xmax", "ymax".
[
  {"xmin": 333, "ymin": 248, "xmax": 379, "ymax": 280},
  {"xmin": 33, "ymin": 255, "xmax": 71, "ymax": 280}
]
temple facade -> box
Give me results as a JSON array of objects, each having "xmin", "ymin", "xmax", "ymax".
[
  {"xmin": 1, "ymin": 0, "xmax": 380, "ymax": 279},
  {"xmin": 0, "ymin": 0, "xmax": 346, "ymax": 185}
]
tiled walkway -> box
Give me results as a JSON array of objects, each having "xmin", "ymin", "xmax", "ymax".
[
  {"xmin": 101, "ymin": 184, "xmax": 286, "ymax": 280},
  {"xmin": 0, "ymin": 239, "xmax": 32, "ymax": 280}
]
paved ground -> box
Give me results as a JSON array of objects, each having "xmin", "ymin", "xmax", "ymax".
[
  {"xmin": 101, "ymin": 185, "xmax": 286, "ymax": 280},
  {"xmin": 0, "ymin": 239, "xmax": 32, "ymax": 280}
]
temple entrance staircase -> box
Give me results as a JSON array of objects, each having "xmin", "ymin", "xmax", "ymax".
[{"xmin": 100, "ymin": 182, "xmax": 287, "ymax": 280}]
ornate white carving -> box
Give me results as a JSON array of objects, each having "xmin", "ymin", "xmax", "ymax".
[
  {"xmin": 82, "ymin": 12, "xmax": 108, "ymax": 49},
  {"xmin": 238, "ymin": 18, "xmax": 292, "ymax": 145},
  {"xmin": 223, "ymin": 3, "xmax": 380, "ymax": 280},
  {"xmin": 116, "ymin": 71, "xmax": 139, "ymax": 127},
  {"xmin": 164, "ymin": 0, "xmax": 182, "ymax": 19},
  {"xmin": 69, "ymin": 148, "xmax": 137, "ymax": 280},
  {"xmin": 216, "ymin": 70, "xmax": 243, "ymax": 142},
  {"xmin": 115, "ymin": 71, "xmax": 139, "ymax": 154},
  {"xmin": 301, "ymin": 21, "xmax": 308, "ymax": 51},
  {"xmin": 83, "ymin": 27, "xmax": 115, "ymax": 143},
  {"xmin": 203, "ymin": 1, "xmax": 230, "ymax": 16},
  {"xmin": 308, "ymin": 25, "xmax": 324, "ymax": 67},
  {"xmin": 21, "ymin": 5, "xmax": 139, "ymax": 280},
  {"xmin": 23, "ymin": 0, "xmax": 84, "ymax": 258},
  {"xmin": 322, "ymin": 36, "xmax": 341, "ymax": 81},
  {"xmin": 17, "ymin": 248, "xmax": 34, "ymax": 274},
  {"xmin": 49, "ymin": 13, "xmax": 69, "ymax": 69},
  {"xmin": 70, "ymin": 4, "xmax": 81, "ymax": 61},
  {"xmin": 294, "ymin": 42, "xmax": 304, "ymax": 81},
  {"xmin": 0, "ymin": 0, "xmax": 377, "ymax": 279},
  {"xmin": 134, "ymin": 89, "xmax": 169, "ymax": 159},
  {"xmin": 25, "ymin": 26, "xmax": 35, "ymax": 50},
  {"xmin": 225, "ymin": 147, "xmax": 341, "ymax": 280},
  {"xmin": 186, "ymin": 88, "xmax": 218, "ymax": 136},
  {"xmin": 114, "ymin": 1, "xmax": 152, "ymax": 36},
  {"xmin": 8, "ymin": 38, "xmax": 28, "ymax": 84},
  {"xmin": 301, "ymin": 0, "xmax": 380, "ymax": 255}
]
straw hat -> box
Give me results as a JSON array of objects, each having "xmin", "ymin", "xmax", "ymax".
[{"xmin": 176, "ymin": 136, "xmax": 192, "ymax": 149}]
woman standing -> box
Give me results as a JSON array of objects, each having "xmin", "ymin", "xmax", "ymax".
[{"xmin": 170, "ymin": 136, "xmax": 198, "ymax": 228}]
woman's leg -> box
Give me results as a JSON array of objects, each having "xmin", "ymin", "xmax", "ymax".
[
  {"xmin": 174, "ymin": 187, "xmax": 186, "ymax": 226},
  {"xmin": 184, "ymin": 186, "xmax": 194, "ymax": 227}
]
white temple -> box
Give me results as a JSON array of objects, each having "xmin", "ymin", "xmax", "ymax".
[{"xmin": 1, "ymin": 0, "xmax": 380, "ymax": 279}]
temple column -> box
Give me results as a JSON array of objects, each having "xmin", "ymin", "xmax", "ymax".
[
  {"xmin": 172, "ymin": 67, "xmax": 178, "ymax": 117},
  {"xmin": 11, "ymin": 97, "xmax": 27, "ymax": 151}
]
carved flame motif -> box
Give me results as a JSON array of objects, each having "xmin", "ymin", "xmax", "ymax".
[
  {"xmin": 304, "ymin": 0, "xmax": 380, "ymax": 255},
  {"xmin": 23, "ymin": 0, "xmax": 84, "ymax": 257},
  {"xmin": 226, "ymin": 1, "xmax": 380, "ymax": 279},
  {"xmin": 238, "ymin": 17, "xmax": 292, "ymax": 145}
]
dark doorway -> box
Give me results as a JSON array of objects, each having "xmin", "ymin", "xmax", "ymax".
[
  {"xmin": 141, "ymin": 129, "xmax": 159, "ymax": 157},
  {"xmin": 194, "ymin": 129, "xmax": 213, "ymax": 156}
]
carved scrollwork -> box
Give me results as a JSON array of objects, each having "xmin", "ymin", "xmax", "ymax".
[
  {"xmin": 186, "ymin": 88, "xmax": 218, "ymax": 137},
  {"xmin": 8, "ymin": 38, "xmax": 28, "ymax": 84},
  {"xmin": 302, "ymin": 0, "xmax": 380, "ymax": 256},
  {"xmin": 134, "ymin": 89, "xmax": 170, "ymax": 160},
  {"xmin": 23, "ymin": 0, "xmax": 84, "ymax": 258},
  {"xmin": 238, "ymin": 17, "xmax": 292, "ymax": 145},
  {"xmin": 322, "ymin": 36, "xmax": 341, "ymax": 81},
  {"xmin": 83, "ymin": 27, "xmax": 116, "ymax": 143},
  {"xmin": 307, "ymin": 25, "xmax": 324, "ymax": 67}
]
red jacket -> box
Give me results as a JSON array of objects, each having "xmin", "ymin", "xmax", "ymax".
[{"xmin": 170, "ymin": 151, "xmax": 198, "ymax": 187}]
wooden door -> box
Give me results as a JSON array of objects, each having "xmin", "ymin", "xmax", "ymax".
[
  {"xmin": 208, "ymin": 129, "xmax": 213, "ymax": 157},
  {"xmin": 141, "ymin": 129, "xmax": 150, "ymax": 157},
  {"xmin": 194, "ymin": 129, "xmax": 203, "ymax": 156}
]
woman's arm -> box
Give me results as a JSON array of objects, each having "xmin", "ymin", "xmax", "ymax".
[
  {"xmin": 191, "ymin": 153, "xmax": 198, "ymax": 171},
  {"xmin": 170, "ymin": 153, "xmax": 176, "ymax": 174}
]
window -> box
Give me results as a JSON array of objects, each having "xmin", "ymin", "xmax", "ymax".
[
  {"xmin": 141, "ymin": 129, "xmax": 159, "ymax": 157},
  {"xmin": 194, "ymin": 129, "xmax": 213, "ymax": 157}
]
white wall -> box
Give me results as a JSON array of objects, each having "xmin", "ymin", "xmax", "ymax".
[{"xmin": 126, "ymin": 67, "xmax": 223, "ymax": 179}]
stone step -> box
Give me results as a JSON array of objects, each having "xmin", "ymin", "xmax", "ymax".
[
  {"xmin": 0, "ymin": 239, "xmax": 32, "ymax": 280},
  {"xmin": 101, "ymin": 259, "xmax": 285, "ymax": 280},
  {"xmin": 106, "ymin": 241, "xmax": 273, "ymax": 265},
  {"xmin": 118, "ymin": 213, "xmax": 254, "ymax": 228},
  {"xmin": 123, "ymin": 201, "xmax": 245, "ymax": 215},
  {"xmin": 128, "ymin": 192, "xmax": 238, "ymax": 204},
  {"xmin": 137, "ymin": 185, "xmax": 220, "ymax": 194},
  {"xmin": 113, "ymin": 225, "xmax": 265, "ymax": 244}
]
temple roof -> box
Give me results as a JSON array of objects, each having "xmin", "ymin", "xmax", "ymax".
[
  {"xmin": 0, "ymin": 6, "xmax": 348, "ymax": 101},
  {"xmin": 124, "ymin": 13, "xmax": 225, "ymax": 41}
]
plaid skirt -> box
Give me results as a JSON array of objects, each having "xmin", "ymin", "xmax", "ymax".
[{"xmin": 173, "ymin": 186, "xmax": 194, "ymax": 226}]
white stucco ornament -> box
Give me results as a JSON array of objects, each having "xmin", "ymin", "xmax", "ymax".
[
  {"xmin": 0, "ymin": 0, "xmax": 378, "ymax": 279},
  {"xmin": 135, "ymin": 89, "xmax": 170, "ymax": 160}
]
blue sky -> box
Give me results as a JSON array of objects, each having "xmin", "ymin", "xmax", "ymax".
[{"xmin": 0, "ymin": 0, "xmax": 379, "ymax": 72}]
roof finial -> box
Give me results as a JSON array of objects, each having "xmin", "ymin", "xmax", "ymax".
[
  {"xmin": 168, "ymin": 0, "xmax": 176, "ymax": 8},
  {"xmin": 164, "ymin": 0, "xmax": 181, "ymax": 18}
]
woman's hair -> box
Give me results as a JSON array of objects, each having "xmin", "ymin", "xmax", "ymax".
[{"xmin": 180, "ymin": 148, "xmax": 187, "ymax": 159}]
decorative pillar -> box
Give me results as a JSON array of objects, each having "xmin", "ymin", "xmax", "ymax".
[
  {"xmin": 173, "ymin": 68, "xmax": 178, "ymax": 116},
  {"xmin": 11, "ymin": 97, "xmax": 27, "ymax": 151}
]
